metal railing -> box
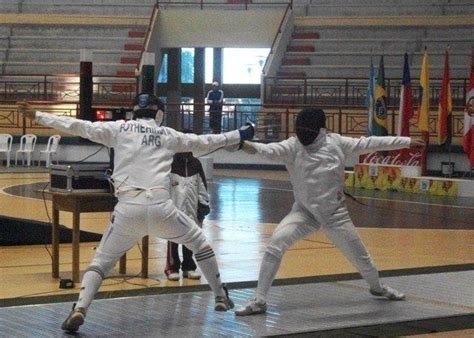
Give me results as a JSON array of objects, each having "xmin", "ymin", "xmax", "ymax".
[
  {"xmin": 0, "ymin": 74, "xmax": 138, "ymax": 105},
  {"xmin": 0, "ymin": 74, "xmax": 468, "ymax": 145},
  {"xmin": 0, "ymin": 101, "xmax": 467, "ymax": 145},
  {"xmin": 263, "ymin": 76, "xmax": 470, "ymax": 107}
]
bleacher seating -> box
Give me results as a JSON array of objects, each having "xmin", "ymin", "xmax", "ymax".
[
  {"xmin": 0, "ymin": 0, "xmax": 155, "ymax": 16},
  {"xmin": 274, "ymin": 0, "xmax": 473, "ymax": 79},
  {"xmin": 0, "ymin": 1, "xmax": 152, "ymax": 75}
]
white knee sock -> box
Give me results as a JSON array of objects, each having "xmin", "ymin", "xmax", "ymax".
[
  {"xmin": 195, "ymin": 247, "xmax": 225, "ymax": 298},
  {"xmin": 76, "ymin": 270, "xmax": 103, "ymax": 311},
  {"xmin": 256, "ymin": 252, "xmax": 282, "ymax": 303}
]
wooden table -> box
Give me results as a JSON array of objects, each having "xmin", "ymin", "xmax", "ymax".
[{"xmin": 48, "ymin": 191, "xmax": 149, "ymax": 283}]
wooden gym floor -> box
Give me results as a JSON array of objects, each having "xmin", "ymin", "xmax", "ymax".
[{"xmin": 0, "ymin": 168, "xmax": 473, "ymax": 336}]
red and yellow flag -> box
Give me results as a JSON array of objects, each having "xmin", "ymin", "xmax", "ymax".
[{"xmin": 437, "ymin": 48, "xmax": 452, "ymax": 146}]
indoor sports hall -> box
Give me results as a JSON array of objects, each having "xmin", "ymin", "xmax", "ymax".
[{"xmin": 1, "ymin": 0, "xmax": 473, "ymax": 336}]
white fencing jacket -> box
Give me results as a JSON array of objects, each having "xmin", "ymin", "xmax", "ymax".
[
  {"xmin": 170, "ymin": 152, "xmax": 209, "ymax": 223},
  {"xmin": 35, "ymin": 112, "xmax": 240, "ymax": 202},
  {"xmin": 249, "ymin": 129, "xmax": 411, "ymax": 225}
]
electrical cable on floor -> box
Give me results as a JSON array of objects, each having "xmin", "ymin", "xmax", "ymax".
[
  {"xmin": 12, "ymin": 289, "xmax": 75, "ymax": 299},
  {"xmin": 40, "ymin": 180, "xmax": 53, "ymax": 259},
  {"xmin": 104, "ymin": 242, "xmax": 162, "ymax": 289}
]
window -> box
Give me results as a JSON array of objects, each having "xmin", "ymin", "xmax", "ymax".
[
  {"xmin": 157, "ymin": 53, "xmax": 168, "ymax": 83},
  {"xmin": 181, "ymin": 48, "xmax": 194, "ymax": 83},
  {"xmin": 205, "ymin": 48, "xmax": 214, "ymax": 84},
  {"xmin": 158, "ymin": 48, "xmax": 269, "ymax": 85},
  {"xmin": 223, "ymin": 48, "xmax": 269, "ymax": 84}
]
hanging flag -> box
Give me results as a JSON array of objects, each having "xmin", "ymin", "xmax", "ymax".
[
  {"xmin": 373, "ymin": 55, "xmax": 388, "ymax": 136},
  {"xmin": 417, "ymin": 48, "xmax": 430, "ymax": 134},
  {"xmin": 437, "ymin": 48, "xmax": 452, "ymax": 146},
  {"xmin": 397, "ymin": 53, "xmax": 414, "ymax": 136},
  {"xmin": 463, "ymin": 51, "xmax": 474, "ymax": 167},
  {"xmin": 366, "ymin": 57, "xmax": 376, "ymax": 136}
]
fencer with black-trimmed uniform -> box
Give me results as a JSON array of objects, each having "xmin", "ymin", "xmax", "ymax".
[
  {"xmin": 165, "ymin": 138, "xmax": 211, "ymax": 281},
  {"xmin": 16, "ymin": 94, "xmax": 254, "ymax": 332},
  {"xmin": 235, "ymin": 107, "xmax": 425, "ymax": 316}
]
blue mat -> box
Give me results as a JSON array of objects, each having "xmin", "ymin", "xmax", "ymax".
[{"xmin": 0, "ymin": 215, "xmax": 102, "ymax": 246}]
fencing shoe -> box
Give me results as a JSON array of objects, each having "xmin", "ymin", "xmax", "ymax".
[
  {"xmin": 167, "ymin": 272, "xmax": 180, "ymax": 281},
  {"xmin": 183, "ymin": 270, "xmax": 201, "ymax": 280},
  {"xmin": 61, "ymin": 304, "xmax": 86, "ymax": 332},
  {"xmin": 370, "ymin": 284, "xmax": 406, "ymax": 300},
  {"xmin": 215, "ymin": 285, "xmax": 234, "ymax": 311},
  {"xmin": 235, "ymin": 297, "xmax": 267, "ymax": 316}
]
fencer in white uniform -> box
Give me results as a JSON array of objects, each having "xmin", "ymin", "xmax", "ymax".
[
  {"xmin": 17, "ymin": 94, "xmax": 254, "ymax": 332},
  {"xmin": 235, "ymin": 108, "xmax": 425, "ymax": 316}
]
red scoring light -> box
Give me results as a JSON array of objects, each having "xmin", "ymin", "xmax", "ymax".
[{"xmin": 96, "ymin": 110, "xmax": 113, "ymax": 121}]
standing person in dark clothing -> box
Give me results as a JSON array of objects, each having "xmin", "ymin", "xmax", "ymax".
[{"xmin": 206, "ymin": 81, "xmax": 224, "ymax": 134}]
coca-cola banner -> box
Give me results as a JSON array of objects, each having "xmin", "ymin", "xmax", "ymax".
[{"xmin": 359, "ymin": 148, "xmax": 426, "ymax": 173}]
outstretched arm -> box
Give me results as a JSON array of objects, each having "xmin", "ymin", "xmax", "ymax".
[
  {"xmin": 340, "ymin": 135, "xmax": 424, "ymax": 156},
  {"xmin": 172, "ymin": 124, "xmax": 254, "ymax": 153},
  {"xmin": 17, "ymin": 101, "xmax": 117, "ymax": 147},
  {"xmin": 241, "ymin": 138, "xmax": 294, "ymax": 162}
]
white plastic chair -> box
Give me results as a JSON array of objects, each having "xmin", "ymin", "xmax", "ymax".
[
  {"xmin": 0, "ymin": 134, "xmax": 13, "ymax": 167},
  {"xmin": 38, "ymin": 134, "xmax": 61, "ymax": 168},
  {"xmin": 15, "ymin": 134, "xmax": 37, "ymax": 166}
]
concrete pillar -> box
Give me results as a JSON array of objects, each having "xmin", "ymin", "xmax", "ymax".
[
  {"xmin": 166, "ymin": 48, "xmax": 182, "ymax": 129},
  {"xmin": 213, "ymin": 48, "xmax": 223, "ymax": 84},
  {"xmin": 140, "ymin": 52, "xmax": 155, "ymax": 94},
  {"xmin": 193, "ymin": 48, "xmax": 205, "ymax": 134},
  {"xmin": 79, "ymin": 49, "xmax": 93, "ymax": 121}
]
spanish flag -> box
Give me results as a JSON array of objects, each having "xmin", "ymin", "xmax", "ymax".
[
  {"xmin": 417, "ymin": 48, "xmax": 430, "ymax": 134},
  {"xmin": 437, "ymin": 48, "xmax": 452, "ymax": 146},
  {"xmin": 373, "ymin": 55, "xmax": 388, "ymax": 136}
]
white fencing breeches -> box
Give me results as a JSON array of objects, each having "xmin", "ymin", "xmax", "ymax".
[
  {"xmin": 77, "ymin": 197, "xmax": 226, "ymax": 311},
  {"xmin": 88, "ymin": 199, "xmax": 208, "ymax": 278},
  {"xmin": 257, "ymin": 203, "xmax": 382, "ymax": 301}
]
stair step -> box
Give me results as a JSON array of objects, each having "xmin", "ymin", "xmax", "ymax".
[
  {"xmin": 124, "ymin": 43, "xmax": 143, "ymax": 51},
  {"xmin": 121, "ymin": 57, "xmax": 140, "ymax": 64},
  {"xmin": 128, "ymin": 30, "xmax": 146, "ymax": 38},
  {"xmin": 282, "ymin": 58, "xmax": 311, "ymax": 65},
  {"xmin": 276, "ymin": 71, "xmax": 306, "ymax": 77},
  {"xmin": 287, "ymin": 45, "xmax": 315, "ymax": 52},
  {"xmin": 292, "ymin": 32, "xmax": 320, "ymax": 39},
  {"xmin": 117, "ymin": 70, "xmax": 136, "ymax": 76}
]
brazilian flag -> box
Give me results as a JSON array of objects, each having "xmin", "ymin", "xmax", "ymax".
[{"xmin": 373, "ymin": 55, "xmax": 388, "ymax": 136}]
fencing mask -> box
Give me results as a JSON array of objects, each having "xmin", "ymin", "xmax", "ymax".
[
  {"xmin": 295, "ymin": 108, "xmax": 326, "ymax": 146},
  {"xmin": 133, "ymin": 93, "xmax": 165, "ymax": 125}
]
